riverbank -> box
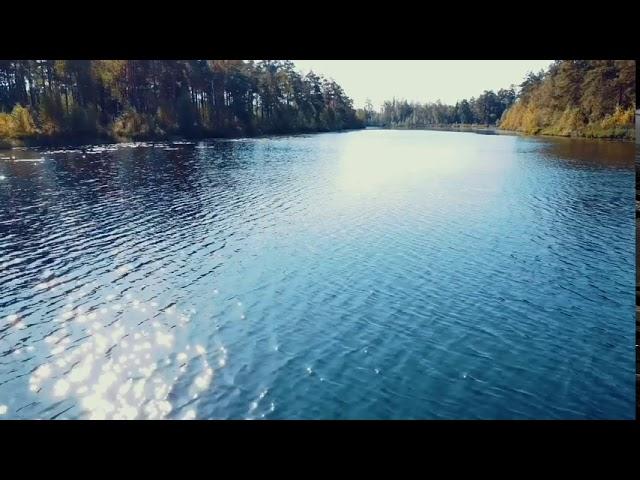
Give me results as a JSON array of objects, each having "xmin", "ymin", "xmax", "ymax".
[
  {"xmin": 497, "ymin": 125, "xmax": 635, "ymax": 141},
  {"xmin": 0, "ymin": 125, "xmax": 366, "ymax": 150},
  {"xmin": 498, "ymin": 124, "xmax": 635, "ymax": 140},
  {"xmin": 368, "ymin": 124, "xmax": 635, "ymax": 141}
]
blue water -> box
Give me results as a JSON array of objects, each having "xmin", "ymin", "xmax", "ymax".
[{"xmin": 0, "ymin": 129, "xmax": 635, "ymax": 419}]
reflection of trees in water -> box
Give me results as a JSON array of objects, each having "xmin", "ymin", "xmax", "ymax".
[
  {"xmin": 84, "ymin": 141, "xmax": 261, "ymax": 229},
  {"xmin": 516, "ymin": 137, "xmax": 635, "ymax": 306},
  {"xmin": 1, "ymin": 142, "xmax": 248, "ymax": 243},
  {"xmin": 1, "ymin": 140, "xmax": 273, "ymax": 318},
  {"xmin": 2, "ymin": 138, "xmax": 310, "ymax": 251},
  {"xmin": 530, "ymin": 137, "xmax": 634, "ymax": 218},
  {"xmin": 533, "ymin": 136, "xmax": 636, "ymax": 286},
  {"xmin": 535, "ymin": 137, "xmax": 635, "ymax": 170},
  {"xmin": 529, "ymin": 137, "xmax": 634, "ymax": 229}
]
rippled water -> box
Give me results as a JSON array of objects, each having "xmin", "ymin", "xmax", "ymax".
[{"xmin": 0, "ymin": 130, "xmax": 635, "ymax": 419}]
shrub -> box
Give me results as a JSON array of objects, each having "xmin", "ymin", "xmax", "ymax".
[
  {"xmin": 0, "ymin": 105, "xmax": 38, "ymax": 139},
  {"xmin": 599, "ymin": 105, "xmax": 635, "ymax": 129},
  {"xmin": 0, "ymin": 112, "xmax": 13, "ymax": 138},
  {"xmin": 111, "ymin": 109, "xmax": 158, "ymax": 140}
]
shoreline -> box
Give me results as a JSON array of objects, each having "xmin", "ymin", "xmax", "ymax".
[
  {"xmin": 0, "ymin": 126, "xmax": 366, "ymax": 150},
  {"xmin": 2, "ymin": 123, "xmax": 634, "ymax": 150},
  {"xmin": 368, "ymin": 125, "xmax": 636, "ymax": 142}
]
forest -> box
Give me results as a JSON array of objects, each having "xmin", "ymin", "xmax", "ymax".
[
  {"xmin": 0, "ymin": 60, "xmax": 364, "ymax": 147},
  {"xmin": 1, "ymin": 60, "xmax": 635, "ymax": 146},
  {"xmin": 499, "ymin": 60, "xmax": 635, "ymax": 138},
  {"xmin": 365, "ymin": 88, "xmax": 517, "ymax": 129},
  {"xmin": 367, "ymin": 60, "xmax": 635, "ymax": 139}
]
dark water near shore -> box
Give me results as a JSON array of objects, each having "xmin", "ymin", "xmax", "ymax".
[{"xmin": 0, "ymin": 130, "xmax": 635, "ymax": 419}]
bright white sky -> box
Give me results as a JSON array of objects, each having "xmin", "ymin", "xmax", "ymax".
[{"xmin": 293, "ymin": 60, "xmax": 554, "ymax": 109}]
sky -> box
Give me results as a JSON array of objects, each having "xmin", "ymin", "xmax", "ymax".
[{"xmin": 293, "ymin": 60, "xmax": 554, "ymax": 109}]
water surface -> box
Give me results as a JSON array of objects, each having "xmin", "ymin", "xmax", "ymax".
[{"xmin": 0, "ymin": 130, "xmax": 635, "ymax": 419}]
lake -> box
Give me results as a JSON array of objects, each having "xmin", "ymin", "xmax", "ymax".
[{"xmin": 0, "ymin": 129, "xmax": 635, "ymax": 419}]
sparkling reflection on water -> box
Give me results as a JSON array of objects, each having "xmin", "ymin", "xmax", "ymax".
[{"xmin": 0, "ymin": 131, "xmax": 636, "ymax": 419}]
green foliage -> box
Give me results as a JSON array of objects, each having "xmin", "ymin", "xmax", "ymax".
[
  {"xmin": 111, "ymin": 109, "xmax": 159, "ymax": 140},
  {"xmin": 370, "ymin": 88, "xmax": 517, "ymax": 128},
  {"xmin": 38, "ymin": 94, "xmax": 65, "ymax": 136},
  {"xmin": 70, "ymin": 104, "xmax": 99, "ymax": 136},
  {"xmin": 0, "ymin": 60, "xmax": 364, "ymax": 143},
  {"xmin": 500, "ymin": 60, "xmax": 635, "ymax": 139},
  {"xmin": 176, "ymin": 89, "xmax": 198, "ymax": 135}
]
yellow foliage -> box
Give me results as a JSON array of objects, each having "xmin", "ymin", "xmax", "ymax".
[
  {"xmin": 599, "ymin": 106, "xmax": 635, "ymax": 129},
  {"xmin": 39, "ymin": 117, "xmax": 60, "ymax": 136},
  {"xmin": 0, "ymin": 113, "xmax": 13, "ymax": 138},
  {"xmin": 549, "ymin": 107, "xmax": 584, "ymax": 136},
  {"xmin": 12, "ymin": 105, "xmax": 37, "ymax": 136},
  {"xmin": 112, "ymin": 109, "xmax": 156, "ymax": 140},
  {"xmin": 500, "ymin": 102, "xmax": 543, "ymax": 135},
  {"xmin": 91, "ymin": 60, "xmax": 127, "ymax": 102},
  {"xmin": 500, "ymin": 101, "xmax": 635, "ymax": 139},
  {"xmin": 0, "ymin": 105, "xmax": 38, "ymax": 139},
  {"xmin": 500, "ymin": 60, "xmax": 635, "ymax": 139}
]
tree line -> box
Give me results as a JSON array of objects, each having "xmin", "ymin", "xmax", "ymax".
[
  {"xmin": 366, "ymin": 60, "xmax": 635, "ymax": 139},
  {"xmin": 0, "ymin": 60, "xmax": 364, "ymax": 146},
  {"xmin": 500, "ymin": 60, "xmax": 635, "ymax": 138},
  {"xmin": 363, "ymin": 88, "xmax": 517, "ymax": 129}
]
